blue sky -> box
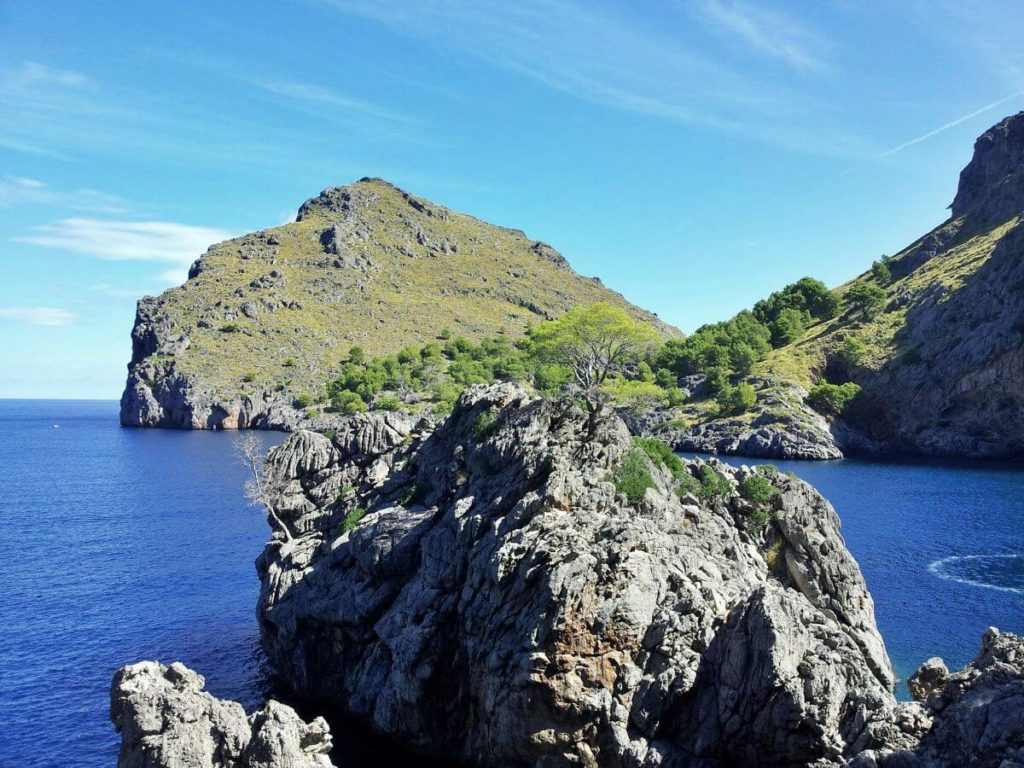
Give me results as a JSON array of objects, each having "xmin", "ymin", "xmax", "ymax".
[{"xmin": 2, "ymin": 1, "xmax": 1023, "ymax": 398}]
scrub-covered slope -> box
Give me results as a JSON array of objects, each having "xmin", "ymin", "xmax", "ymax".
[
  {"xmin": 669, "ymin": 112, "xmax": 1024, "ymax": 460},
  {"xmin": 120, "ymin": 178, "xmax": 676, "ymax": 429}
]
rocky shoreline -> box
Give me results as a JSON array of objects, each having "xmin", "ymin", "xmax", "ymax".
[{"xmin": 111, "ymin": 384, "xmax": 1024, "ymax": 767}]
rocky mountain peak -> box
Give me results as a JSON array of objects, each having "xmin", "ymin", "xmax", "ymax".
[{"xmin": 951, "ymin": 111, "xmax": 1024, "ymax": 220}]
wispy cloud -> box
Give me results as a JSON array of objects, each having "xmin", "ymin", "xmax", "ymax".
[
  {"xmin": 880, "ymin": 90, "xmax": 1024, "ymax": 157},
  {"xmin": 0, "ymin": 306, "xmax": 76, "ymax": 326},
  {"xmin": 0, "ymin": 177, "xmax": 131, "ymax": 214},
  {"xmin": 316, "ymin": 0, "xmax": 870, "ymax": 156},
  {"xmin": 249, "ymin": 77, "xmax": 412, "ymax": 123},
  {"xmin": 692, "ymin": 0, "xmax": 831, "ymax": 74},
  {"xmin": 17, "ymin": 218, "xmax": 235, "ymax": 265}
]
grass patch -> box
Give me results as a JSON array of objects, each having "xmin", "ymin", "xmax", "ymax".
[{"xmin": 472, "ymin": 410, "xmax": 500, "ymax": 440}]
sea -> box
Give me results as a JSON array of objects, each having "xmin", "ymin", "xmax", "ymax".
[{"xmin": 1, "ymin": 399, "xmax": 1021, "ymax": 768}]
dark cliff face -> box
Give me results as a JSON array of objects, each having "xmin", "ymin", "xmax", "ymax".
[
  {"xmin": 951, "ymin": 111, "xmax": 1024, "ymax": 221},
  {"xmin": 850, "ymin": 113, "xmax": 1024, "ymax": 458}
]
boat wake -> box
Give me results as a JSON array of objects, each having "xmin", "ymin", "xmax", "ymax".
[{"xmin": 928, "ymin": 554, "xmax": 1024, "ymax": 595}]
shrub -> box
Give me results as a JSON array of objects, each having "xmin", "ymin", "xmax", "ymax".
[
  {"xmin": 634, "ymin": 437, "xmax": 686, "ymax": 481},
  {"xmin": 242, "ymin": 371, "xmax": 257, "ymax": 383},
  {"xmin": 472, "ymin": 410, "xmax": 500, "ymax": 440},
  {"xmin": 676, "ymin": 471, "xmax": 702, "ymax": 500},
  {"xmin": 347, "ymin": 346, "xmax": 366, "ymax": 365},
  {"xmin": 332, "ymin": 389, "xmax": 367, "ymax": 416},
  {"xmin": 282, "ymin": 358, "xmax": 296, "ymax": 367},
  {"xmin": 739, "ymin": 473, "xmax": 779, "ymax": 506},
  {"xmin": 374, "ymin": 395, "xmax": 402, "ymax": 411},
  {"xmin": 698, "ymin": 465, "xmax": 732, "ymax": 501},
  {"xmin": 765, "ymin": 538, "xmax": 786, "ymax": 569},
  {"xmin": 293, "ymin": 391, "xmax": 314, "ymax": 408},
  {"xmin": 608, "ymin": 448, "xmax": 655, "ymax": 503},
  {"xmin": 665, "ymin": 386, "xmax": 688, "ymax": 408},
  {"xmin": 806, "ymin": 381, "xmax": 862, "ymax": 416},
  {"xmin": 219, "ymin": 323, "xmax": 241, "ymax": 333},
  {"xmin": 398, "ymin": 482, "xmax": 429, "ymax": 507},
  {"xmin": 716, "ymin": 381, "xmax": 756, "ymax": 415},
  {"xmin": 339, "ymin": 506, "xmax": 367, "ymax": 533},
  {"xmin": 841, "ymin": 335, "xmax": 867, "ymax": 366}
]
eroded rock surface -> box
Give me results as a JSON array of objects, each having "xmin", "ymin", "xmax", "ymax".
[
  {"xmin": 257, "ymin": 382, "xmax": 897, "ymax": 767},
  {"xmin": 850, "ymin": 628, "xmax": 1024, "ymax": 768},
  {"xmin": 110, "ymin": 661, "xmax": 335, "ymax": 768}
]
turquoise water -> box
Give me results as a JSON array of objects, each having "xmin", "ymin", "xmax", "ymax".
[{"xmin": 0, "ymin": 400, "xmax": 1021, "ymax": 767}]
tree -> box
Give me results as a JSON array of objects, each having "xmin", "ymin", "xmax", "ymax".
[
  {"xmin": 730, "ymin": 343, "xmax": 757, "ymax": 376},
  {"xmin": 770, "ymin": 307, "xmax": 806, "ymax": 346},
  {"xmin": 234, "ymin": 433, "xmax": 292, "ymax": 543},
  {"xmin": 529, "ymin": 303, "xmax": 660, "ymax": 434},
  {"xmin": 845, "ymin": 283, "xmax": 886, "ymax": 320},
  {"xmin": 331, "ymin": 389, "xmax": 367, "ymax": 415},
  {"xmin": 871, "ymin": 259, "xmax": 892, "ymax": 286}
]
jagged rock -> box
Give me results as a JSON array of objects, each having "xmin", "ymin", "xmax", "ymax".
[
  {"xmin": 110, "ymin": 661, "xmax": 335, "ymax": 768},
  {"xmin": 856, "ymin": 629, "xmax": 1024, "ymax": 768},
  {"xmin": 256, "ymin": 383, "xmax": 896, "ymax": 767},
  {"xmin": 907, "ymin": 658, "xmax": 948, "ymax": 703}
]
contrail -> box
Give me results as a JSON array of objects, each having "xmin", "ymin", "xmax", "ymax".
[{"xmin": 880, "ymin": 90, "xmax": 1024, "ymax": 157}]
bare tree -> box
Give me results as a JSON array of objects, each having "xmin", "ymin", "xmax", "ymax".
[{"xmin": 233, "ymin": 433, "xmax": 292, "ymax": 542}]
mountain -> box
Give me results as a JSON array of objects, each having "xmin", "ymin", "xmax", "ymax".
[
  {"xmin": 668, "ymin": 112, "xmax": 1024, "ymax": 460},
  {"xmin": 120, "ymin": 178, "xmax": 677, "ymax": 429}
]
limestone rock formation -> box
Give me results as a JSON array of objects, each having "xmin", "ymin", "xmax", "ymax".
[
  {"xmin": 119, "ymin": 177, "xmax": 676, "ymax": 430},
  {"xmin": 850, "ymin": 628, "xmax": 1024, "ymax": 768},
  {"xmin": 256, "ymin": 382, "xmax": 898, "ymax": 767},
  {"xmin": 110, "ymin": 661, "xmax": 335, "ymax": 768}
]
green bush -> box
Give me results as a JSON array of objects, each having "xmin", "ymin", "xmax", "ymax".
[
  {"xmin": 282, "ymin": 358, "xmax": 296, "ymax": 367},
  {"xmin": 340, "ymin": 506, "xmax": 368, "ymax": 533},
  {"xmin": 633, "ymin": 437, "xmax": 686, "ymax": 480},
  {"xmin": 608, "ymin": 448, "xmax": 656, "ymax": 503},
  {"xmin": 293, "ymin": 391, "xmax": 314, "ymax": 408},
  {"xmin": 219, "ymin": 323, "xmax": 241, "ymax": 333},
  {"xmin": 374, "ymin": 395, "xmax": 402, "ymax": 411},
  {"xmin": 841, "ymin": 335, "xmax": 867, "ymax": 366},
  {"xmin": 242, "ymin": 371, "xmax": 257, "ymax": 383},
  {"xmin": 331, "ymin": 389, "xmax": 367, "ymax": 415},
  {"xmin": 806, "ymin": 381, "xmax": 861, "ymax": 416},
  {"xmin": 739, "ymin": 473, "xmax": 779, "ymax": 506},
  {"xmin": 698, "ymin": 465, "xmax": 733, "ymax": 501},
  {"xmin": 716, "ymin": 382, "xmax": 756, "ymax": 415},
  {"xmin": 472, "ymin": 410, "xmax": 500, "ymax": 440}
]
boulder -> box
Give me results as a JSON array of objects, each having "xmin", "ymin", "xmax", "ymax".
[{"xmin": 110, "ymin": 661, "xmax": 335, "ymax": 768}]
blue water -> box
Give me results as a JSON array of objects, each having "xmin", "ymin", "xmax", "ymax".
[{"xmin": 0, "ymin": 400, "xmax": 1021, "ymax": 767}]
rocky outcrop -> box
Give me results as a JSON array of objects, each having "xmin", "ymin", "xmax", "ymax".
[
  {"xmin": 628, "ymin": 379, "xmax": 851, "ymax": 461},
  {"xmin": 256, "ymin": 382, "xmax": 899, "ymax": 767},
  {"xmin": 850, "ymin": 628, "xmax": 1024, "ymax": 768},
  {"xmin": 110, "ymin": 661, "xmax": 335, "ymax": 768}
]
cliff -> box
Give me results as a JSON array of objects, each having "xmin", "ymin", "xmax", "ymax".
[
  {"xmin": 663, "ymin": 112, "xmax": 1024, "ymax": 460},
  {"xmin": 119, "ymin": 178, "xmax": 676, "ymax": 430},
  {"xmin": 255, "ymin": 382, "xmax": 900, "ymax": 766}
]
